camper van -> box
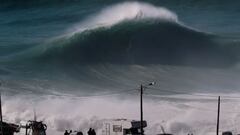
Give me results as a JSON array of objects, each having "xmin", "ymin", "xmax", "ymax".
[{"xmin": 102, "ymin": 119, "xmax": 147, "ymax": 135}]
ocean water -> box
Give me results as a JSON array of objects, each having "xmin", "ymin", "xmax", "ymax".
[{"xmin": 1, "ymin": 0, "xmax": 240, "ymax": 134}]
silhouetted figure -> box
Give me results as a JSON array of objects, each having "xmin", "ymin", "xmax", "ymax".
[
  {"xmin": 64, "ymin": 130, "xmax": 69, "ymax": 135},
  {"xmin": 136, "ymin": 10, "xmax": 143, "ymax": 19},
  {"xmin": 88, "ymin": 128, "xmax": 92, "ymax": 135},
  {"xmin": 77, "ymin": 131, "xmax": 83, "ymax": 135},
  {"xmin": 92, "ymin": 129, "xmax": 96, "ymax": 135}
]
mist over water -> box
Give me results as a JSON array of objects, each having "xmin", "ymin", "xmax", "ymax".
[
  {"xmin": 1, "ymin": 1, "xmax": 240, "ymax": 135},
  {"xmin": 3, "ymin": 94, "xmax": 240, "ymax": 135}
]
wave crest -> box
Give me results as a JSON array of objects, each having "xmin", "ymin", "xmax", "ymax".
[{"xmin": 70, "ymin": 2, "xmax": 178, "ymax": 35}]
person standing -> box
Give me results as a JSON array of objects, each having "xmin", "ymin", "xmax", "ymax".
[
  {"xmin": 88, "ymin": 128, "xmax": 92, "ymax": 135},
  {"xmin": 64, "ymin": 130, "xmax": 69, "ymax": 135},
  {"xmin": 92, "ymin": 129, "xmax": 96, "ymax": 135},
  {"xmin": 77, "ymin": 131, "xmax": 83, "ymax": 135}
]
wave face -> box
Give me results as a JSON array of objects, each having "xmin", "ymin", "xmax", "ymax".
[
  {"xmin": 32, "ymin": 21, "xmax": 236, "ymax": 67},
  {"xmin": 1, "ymin": 1, "xmax": 240, "ymax": 135},
  {"xmin": 2, "ymin": 2, "xmax": 238, "ymax": 68}
]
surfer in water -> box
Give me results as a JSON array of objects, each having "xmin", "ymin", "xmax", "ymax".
[{"xmin": 136, "ymin": 10, "xmax": 143, "ymax": 19}]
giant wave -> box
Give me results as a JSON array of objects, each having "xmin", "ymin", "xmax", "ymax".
[
  {"xmin": 1, "ymin": 2, "xmax": 240, "ymax": 135},
  {"xmin": 3, "ymin": 2, "xmax": 237, "ymax": 68}
]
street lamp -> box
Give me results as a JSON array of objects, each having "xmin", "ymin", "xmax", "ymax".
[
  {"xmin": 140, "ymin": 82, "xmax": 155, "ymax": 135},
  {"xmin": 0, "ymin": 82, "xmax": 3, "ymax": 135}
]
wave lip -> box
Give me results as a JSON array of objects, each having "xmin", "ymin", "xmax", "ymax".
[{"xmin": 70, "ymin": 2, "xmax": 178, "ymax": 35}]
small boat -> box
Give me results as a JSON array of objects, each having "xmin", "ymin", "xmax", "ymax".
[
  {"xmin": 0, "ymin": 92, "xmax": 20, "ymax": 135},
  {"xmin": 23, "ymin": 120, "xmax": 47, "ymax": 135},
  {"xmin": 0, "ymin": 121, "xmax": 20, "ymax": 135}
]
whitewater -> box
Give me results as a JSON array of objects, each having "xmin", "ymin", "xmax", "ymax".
[{"xmin": 1, "ymin": 1, "xmax": 240, "ymax": 135}]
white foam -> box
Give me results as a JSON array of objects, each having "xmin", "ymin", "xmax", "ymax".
[
  {"xmin": 70, "ymin": 2, "xmax": 178, "ymax": 35},
  {"xmin": 3, "ymin": 94, "xmax": 240, "ymax": 135}
]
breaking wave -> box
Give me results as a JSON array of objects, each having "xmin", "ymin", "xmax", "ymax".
[
  {"xmin": 69, "ymin": 2, "xmax": 178, "ymax": 34},
  {"xmin": 3, "ymin": 2, "xmax": 237, "ymax": 68},
  {"xmin": 1, "ymin": 2, "xmax": 240, "ymax": 135}
]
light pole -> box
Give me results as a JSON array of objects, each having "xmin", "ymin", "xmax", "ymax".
[
  {"xmin": 216, "ymin": 96, "xmax": 220, "ymax": 135},
  {"xmin": 0, "ymin": 82, "xmax": 3, "ymax": 135},
  {"xmin": 140, "ymin": 82, "xmax": 155, "ymax": 135},
  {"xmin": 140, "ymin": 84, "xmax": 143, "ymax": 135}
]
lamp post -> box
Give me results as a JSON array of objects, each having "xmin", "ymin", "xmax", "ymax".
[
  {"xmin": 140, "ymin": 82, "xmax": 155, "ymax": 135},
  {"xmin": 140, "ymin": 84, "xmax": 143, "ymax": 135},
  {"xmin": 216, "ymin": 96, "xmax": 220, "ymax": 135},
  {"xmin": 0, "ymin": 82, "xmax": 3, "ymax": 135}
]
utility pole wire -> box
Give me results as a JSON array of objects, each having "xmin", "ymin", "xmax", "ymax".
[{"xmin": 148, "ymin": 87, "xmax": 240, "ymax": 99}]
